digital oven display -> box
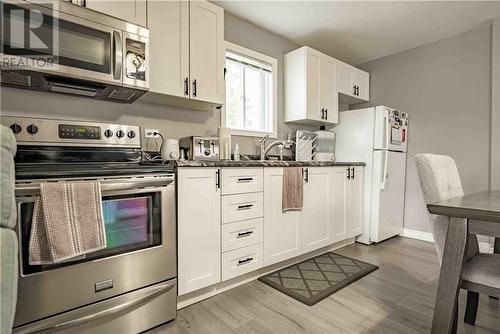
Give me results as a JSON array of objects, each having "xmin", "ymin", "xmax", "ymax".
[{"xmin": 58, "ymin": 124, "xmax": 101, "ymax": 140}]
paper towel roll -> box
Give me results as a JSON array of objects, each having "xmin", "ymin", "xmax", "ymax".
[{"xmin": 218, "ymin": 127, "xmax": 231, "ymax": 160}]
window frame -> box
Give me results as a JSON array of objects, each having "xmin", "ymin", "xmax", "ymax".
[{"xmin": 222, "ymin": 41, "xmax": 278, "ymax": 138}]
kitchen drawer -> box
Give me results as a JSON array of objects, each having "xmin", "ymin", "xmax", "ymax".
[
  {"xmin": 222, "ymin": 218, "xmax": 263, "ymax": 252},
  {"xmin": 222, "ymin": 243, "xmax": 263, "ymax": 281},
  {"xmin": 222, "ymin": 192, "xmax": 263, "ymax": 224},
  {"xmin": 222, "ymin": 168, "xmax": 263, "ymax": 195}
]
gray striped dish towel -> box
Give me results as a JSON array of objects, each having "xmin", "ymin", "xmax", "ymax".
[
  {"xmin": 29, "ymin": 182, "xmax": 107, "ymax": 265},
  {"xmin": 282, "ymin": 167, "xmax": 303, "ymax": 211}
]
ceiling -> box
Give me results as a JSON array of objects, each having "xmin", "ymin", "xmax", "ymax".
[{"xmin": 213, "ymin": 1, "xmax": 500, "ymax": 65}]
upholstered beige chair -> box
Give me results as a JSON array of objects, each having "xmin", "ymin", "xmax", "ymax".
[
  {"xmin": 415, "ymin": 154, "xmax": 500, "ymax": 329},
  {"xmin": 0, "ymin": 125, "xmax": 18, "ymax": 334}
]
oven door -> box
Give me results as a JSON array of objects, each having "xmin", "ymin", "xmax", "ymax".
[
  {"xmin": 1, "ymin": 1, "xmax": 121, "ymax": 85},
  {"xmin": 13, "ymin": 176, "xmax": 176, "ymax": 328}
]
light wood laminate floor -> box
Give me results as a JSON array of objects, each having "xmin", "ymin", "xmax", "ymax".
[{"xmin": 148, "ymin": 237, "xmax": 500, "ymax": 334}]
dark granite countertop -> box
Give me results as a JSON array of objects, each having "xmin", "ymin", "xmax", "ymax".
[{"xmin": 171, "ymin": 160, "xmax": 366, "ymax": 168}]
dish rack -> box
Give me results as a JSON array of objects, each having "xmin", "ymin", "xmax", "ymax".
[{"xmin": 295, "ymin": 130, "xmax": 317, "ymax": 161}]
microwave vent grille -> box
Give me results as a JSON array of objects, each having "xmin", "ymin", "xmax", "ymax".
[
  {"xmin": 1, "ymin": 72, "xmax": 31, "ymax": 87},
  {"xmin": 108, "ymin": 89, "xmax": 137, "ymax": 101}
]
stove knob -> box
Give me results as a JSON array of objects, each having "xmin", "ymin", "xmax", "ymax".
[
  {"xmin": 116, "ymin": 130, "xmax": 125, "ymax": 138},
  {"xmin": 10, "ymin": 123, "xmax": 22, "ymax": 134},
  {"xmin": 27, "ymin": 124, "xmax": 38, "ymax": 135},
  {"xmin": 104, "ymin": 129, "xmax": 113, "ymax": 138},
  {"xmin": 127, "ymin": 130, "xmax": 136, "ymax": 139}
]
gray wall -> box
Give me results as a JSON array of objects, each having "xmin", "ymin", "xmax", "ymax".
[
  {"xmin": 356, "ymin": 24, "xmax": 492, "ymax": 233},
  {"xmin": 1, "ymin": 13, "xmax": 315, "ymax": 154}
]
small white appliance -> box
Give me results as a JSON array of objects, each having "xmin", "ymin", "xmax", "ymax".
[
  {"xmin": 333, "ymin": 106, "xmax": 409, "ymax": 244},
  {"xmin": 161, "ymin": 139, "xmax": 179, "ymax": 161}
]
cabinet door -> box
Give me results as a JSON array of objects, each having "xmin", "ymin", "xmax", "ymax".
[
  {"xmin": 320, "ymin": 56, "xmax": 337, "ymax": 124},
  {"xmin": 189, "ymin": 0, "xmax": 225, "ymax": 105},
  {"xmin": 85, "ymin": 0, "xmax": 146, "ymax": 27},
  {"xmin": 148, "ymin": 0, "xmax": 189, "ymax": 97},
  {"xmin": 263, "ymin": 168, "xmax": 302, "ymax": 266},
  {"xmin": 305, "ymin": 48, "xmax": 321, "ymax": 121},
  {"xmin": 335, "ymin": 61, "xmax": 355, "ymax": 96},
  {"xmin": 331, "ymin": 167, "xmax": 349, "ymax": 243},
  {"xmin": 178, "ymin": 168, "xmax": 221, "ymax": 295},
  {"xmin": 353, "ymin": 69, "xmax": 370, "ymax": 101},
  {"xmin": 302, "ymin": 167, "xmax": 332, "ymax": 253},
  {"xmin": 349, "ymin": 166, "xmax": 364, "ymax": 238}
]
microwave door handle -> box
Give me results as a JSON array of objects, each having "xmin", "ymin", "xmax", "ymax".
[{"xmin": 113, "ymin": 30, "xmax": 123, "ymax": 80}]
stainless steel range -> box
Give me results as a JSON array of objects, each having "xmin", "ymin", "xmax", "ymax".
[{"xmin": 1, "ymin": 116, "xmax": 177, "ymax": 334}]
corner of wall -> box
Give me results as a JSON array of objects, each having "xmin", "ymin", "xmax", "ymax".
[{"xmin": 492, "ymin": 19, "xmax": 500, "ymax": 190}]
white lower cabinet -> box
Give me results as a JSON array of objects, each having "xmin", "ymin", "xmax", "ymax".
[
  {"xmin": 222, "ymin": 243, "xmax": 264, "ymax": 281},
  {"xmin": 302, "ymin": 167, "xmax": 332, "ymax": 253},
  {"xmin": 263, "ymin": 168, "xmax": 302, "ymax": 266},
  {"xmin": 177, "ymin": 168, "xmax": 221, "ymax": 295},
  {"xmin": 178, "ymin": 166, "xmax": 364, "ymax": 294}
]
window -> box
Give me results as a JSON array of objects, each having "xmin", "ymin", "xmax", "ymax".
[{"xmin": 223, "ymin": 42, "xmax": 277, "ymax": 137}]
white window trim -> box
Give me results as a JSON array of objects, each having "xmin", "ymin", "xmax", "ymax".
[{"xmin": 222, "ymin": 41, "xmax": 278, "ymax": 138}]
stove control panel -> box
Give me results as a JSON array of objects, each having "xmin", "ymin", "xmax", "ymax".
[{"xmin": 0, "ymin": 116, "xmax": 141, "ymax": 148}]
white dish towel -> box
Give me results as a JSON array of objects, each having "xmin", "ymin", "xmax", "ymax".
[{"xmin": 29, "ymin": 182, "xmax": 107, "ymax": 265}]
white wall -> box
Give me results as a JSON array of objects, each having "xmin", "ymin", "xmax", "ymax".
[
  {"xmin": 0, "ymin": 13, "xmax": 314, "ymax": 155},
  {"xmin": 492, "ymin": 19, "xmax": 500, "ymax": 190},
  {"xmin": 355, "ymin": 24, "xmax": 492, "ymax": 233}
]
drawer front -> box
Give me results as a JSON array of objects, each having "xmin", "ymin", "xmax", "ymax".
[
  {"xmin": 222, "ymin": 218, "xmax": 264, "ymax": 252},
  {"xmin": 222, "ymin": 192, "xmax": 263, "ymax": 224},
  {"xmin": 222, "ymin": 243, "xmax": 263, "ymax": 281},
  {"xmin": 222, "ymin": 168, "xmax": 263, "ymax": 195}
]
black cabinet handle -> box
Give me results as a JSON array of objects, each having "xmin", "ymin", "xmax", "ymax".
[
  {"xmin": 238, "ymin": 257, "xmax": 253, "ymax": 265},
  {"xmin": 237, "ymin": 231, "xmax": 253, "ymax": 238},
  {"xmin": 353, "ymin": 85, "xmax": 357, "ymax": 95},
  {"xmin": 325, "ymin": 108, "xmax": 328, "ymax": 120},
  {"xmin": 192, "ymin": 79, "xmax": 197, "ymax": 97},
  {"xmin": 347, "ymin": 167, "xmax": 351, "ymax": 179},
  {"xmin": 216, "ymin": 170, "xmax": 220, "ymax": 189},
  {"xmin": 304, "ymin": 168, "xmax": 309, "ymax": 183},
  {"xmin": 237, "ymin": 177, "xmax": 253, "ymax": 183},
  {"xmin": 320, "ymin": 108, "xmax": 324, "ymax": 119},
  {"xmin": 351, "ymin": 167, "xmax": 355, "ymax": 179},
  {"xmin": 184, "ymin": 77, "xmax": 189, "ymax": 96},
  {"xmin": 237, "ymin": 204, "xmax": 253, "ymax": 211},
  {"xmin": 357, "ymin": 86, "xmax": 360, "ymax": 96}
]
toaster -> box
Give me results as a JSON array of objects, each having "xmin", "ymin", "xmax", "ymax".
[{"xmin": 179, "ymin": 136, "xmax": 219, "ymax": 160}]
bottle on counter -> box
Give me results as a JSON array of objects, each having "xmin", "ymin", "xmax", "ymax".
[{"xmin": 234, "ymin": 143, "xmax": 240, "ymax": 161}]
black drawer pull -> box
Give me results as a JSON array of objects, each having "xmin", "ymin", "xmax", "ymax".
[
  {"xmin": 237, "ymin": 231, "xmax": 253, "ymax": 238},
  {"xmin": 237, "ymin": 177, "xmax": 254, "ymax": 183},
  {"xmin": 238, "ymin": 257, "xmax": 253, "ymax": 265},
  {"xmin": 237, "ymin": 204, "xmax": 253, "ymax": 210}
]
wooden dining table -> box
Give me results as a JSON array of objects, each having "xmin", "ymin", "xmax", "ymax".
[{"xmin": 427, "ymin": 190, "xmax": 500, "ymax": 334}]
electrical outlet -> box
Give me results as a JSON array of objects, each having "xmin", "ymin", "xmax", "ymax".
[{"xmin": 144, "ymin": 129, "xmax": 160, "ymax": 139}]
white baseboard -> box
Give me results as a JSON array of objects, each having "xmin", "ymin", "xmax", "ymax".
[
  {"xmin": 400, "ymin": 228, "xmax": 434, "ymax": 243},
  {"xmin": 177, "ymin": 237, "xmax": 355, "ymax": 309},
  {"xmin": 400, "ymin": 229, "xmax": 494, "ymax": 253}
]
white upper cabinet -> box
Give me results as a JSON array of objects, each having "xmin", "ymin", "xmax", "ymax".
[
  {"xmin": 85, "ymin": 0, "xmax": 147, "ymax": 27},
  {"xmin": 302, "ymin": 167, "xmax": 332, "ymax": 253},
  {"xmin": 285, "ymin": 46, "xmax": 338, "ymax": 125},
  {"xmin": 147, "ymin": 0, "xmax": 189, "ymax": 98},
  {"xmin": 145, "ymin": 0, "xmax": 224, "ymax": 108},
  {"xmin": 189, "ymin": 0, "xmax": 225, "ymax": 105},
  {"xmin": 336, "ymin": 61, "xmax": 370, "ymax": 104}
]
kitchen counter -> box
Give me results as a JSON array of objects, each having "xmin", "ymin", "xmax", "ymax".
[{"xmin": 171, "ymin": 160, "xmax": 366, "ymax": 168}]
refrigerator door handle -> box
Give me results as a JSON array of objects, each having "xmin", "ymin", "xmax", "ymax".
[
  {"xmin": 380, "ymin": 150, "xmax": 389, "ymax": 190},
  {"xmin": 383, "ymin": 115, "xmax": 390, "ymax": 150}
]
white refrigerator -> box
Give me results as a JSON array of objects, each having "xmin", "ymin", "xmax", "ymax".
[{"xmin": 333, "ymin": 106, "xmax": 409, "ymax": 244}]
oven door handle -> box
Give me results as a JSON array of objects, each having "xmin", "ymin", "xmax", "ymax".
[
  {"xmin": 15, "ymin": 178, "xmax": 174, "ymax": 197},
  {"xmin": 15, "ymin": 280, "xmax": 176, "ymax": 334}
]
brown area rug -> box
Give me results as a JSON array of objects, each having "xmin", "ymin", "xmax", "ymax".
[{"xmin": 258, "ymin": 252, "xmax": 378, "ymax": 305}]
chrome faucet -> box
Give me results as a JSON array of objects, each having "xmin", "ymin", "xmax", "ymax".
[{"xmin": 260, "ymin": 134, "xmax": 295, "ymax": 160}]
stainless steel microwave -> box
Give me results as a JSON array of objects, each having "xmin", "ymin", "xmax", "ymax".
[{"xmin": 0, "ymin": 0, "xmax": 149, "ymax": 103}]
